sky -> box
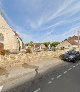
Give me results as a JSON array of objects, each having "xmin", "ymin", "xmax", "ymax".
[{"xmin": 0, "ymin": 0, "xmax": 80, "ymax": 43}]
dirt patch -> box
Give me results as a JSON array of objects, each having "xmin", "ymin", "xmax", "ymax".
[
  {"xmin": 0, "ymin": 67, "xmax": 9, "ymax": 77},
  {"xmin": 22, "ymin": 63, "xmax": 39, "ymax": 69},
  {"xmin": 0, "ymin": 50, "xmax": 64, "ymax": 71}
]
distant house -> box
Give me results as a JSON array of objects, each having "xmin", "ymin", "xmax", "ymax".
[
  {"xmin": 34, "ymin": 43, "xmax": 46, "ymax": 51},
  {"xmin": 0, "ymin": 14, "xmax": 24, "ymax": 51},
  {"xmin": 57, "ymin": 36, "xmax": 80, "ymax": 50}
]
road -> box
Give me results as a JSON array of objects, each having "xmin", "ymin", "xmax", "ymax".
[{"xmin": 1, "ymin": 61, "xmax": 80, "ymax": 92}]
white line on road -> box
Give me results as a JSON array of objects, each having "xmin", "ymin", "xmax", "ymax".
[
  {"xmin": 0, "ymin": 86, "xmax": 3, "ymax": 92},
  {"xmin": 73, "ymin": 66, "xmax": 75, "ymax": 68},
  {"xmin": 51, "ymin": 78, "xmax": 54, "ymax": 80},
  {"xmin": 68, "ymin": 68, "xmax": 72, "ymax": 71},
  {"xmin": 76, "ymin": 64, "xmax": 78, "ymax": 66},
  {"xmin": 48, "ymin": 81, "xmax": 52, "ymax": 84},
  {"xmin": 64, "ymin": 71, "xmax": 67, "ymax": 74},
  {"xmin": 34, "ymin": 88, "xmax": 40, "ymax": 92},
  {"xmin": 57, "ymin": 75, "xmax": 62, "ymax": 79},
  {"xmin": 76, "ymin": 64, "xmax": 79, "ymax": 66}
]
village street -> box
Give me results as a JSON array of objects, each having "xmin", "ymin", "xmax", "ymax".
[
  {"xmin": 1, "ymin": 60, "xmax": 80, "ymax": 92},
  {"xmin": 1, "ymin": 0, "xmax": 80, "ymax": 92},
  {"xmin": 0, "ymin": 56, "xmax": 63, "ymax": 92}
]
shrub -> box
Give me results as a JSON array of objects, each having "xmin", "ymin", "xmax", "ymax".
[
  {"xmin": 26, "ymin": 48, "xmax": 32, "ymax": 53},
  {"xmin": 0, "ymin": 50, "xmax": 10, "ymax": 56},
  {"xmin": 44, "ymin": 48, "xmax": 48, "ymax": 51},
  {"xmin": 59, "ymin": 54, "xmax": 64, "ymax": 60}
]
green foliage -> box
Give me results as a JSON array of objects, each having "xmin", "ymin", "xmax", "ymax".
[
  {"xmin": 59, "ymin": 54, "xmax": 64, "ymax": 60},
  {"xmin": 43, "ymin": 41, "xmax": 60, "ymax": 48},
  {"xmin": 0, "ymin": 10, "xmax": 3, "ymax": 16},
  {"xmin": 28, "ymin": 41, "xmax": 34, "ymax": 47},
  {"xmin": 43, "ymin": 42, "xmax": 50, "ymax": 47},
  {"xmin": 0, "ymin": 50, "xmax": 10, "ymax": 56},
  {"xmin": 51, "ymin": 42, "xmax": 60, "ymax": 47},
  {"xmin": 25, "ymin": 43, "xmax": 28, "ymax": 46}
]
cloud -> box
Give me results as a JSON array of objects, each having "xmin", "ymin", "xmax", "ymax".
[
  {"xmin": 0, "ymin": 7, "xmax": 33, "ymax": 43},
  {"xmin": 35, "ymin": 0, "xmax": 80, "ymax": 29},
  {"xmin": 1, "ymin": 0, "xmax": 80, "ymax": 42},
  {"xmin": 17, "ymin": 31, "xmax": 33, "ymax": 43},
  {"xmin": 51, "ymin": 26, "xmax": 80, "ymax": 41}
]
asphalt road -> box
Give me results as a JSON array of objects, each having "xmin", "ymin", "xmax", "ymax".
[{"xmin": 1, "ymin": 61, "xmax": 80, "ymax": 92}]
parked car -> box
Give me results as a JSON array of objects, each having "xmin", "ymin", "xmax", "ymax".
[{"xmin": 60, "ymin": 50, "xmax": 80, "ymax": 63}]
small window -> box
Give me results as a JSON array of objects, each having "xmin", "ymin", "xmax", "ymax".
[{"xmin": 0, "ymin": 33, "xmax": 4, "ymax": 41}]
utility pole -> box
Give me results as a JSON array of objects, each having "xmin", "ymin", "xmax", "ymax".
[{"xmin": 78, "ymin": 31, "xmax": 80, "ymax": 49}]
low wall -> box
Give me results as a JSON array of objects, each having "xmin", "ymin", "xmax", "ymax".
[{"xmin": 0, "ymin": 50, "xmax": 64, "ymax": 69}]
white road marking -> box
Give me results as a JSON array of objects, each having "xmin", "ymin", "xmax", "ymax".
[
  {"xmin": 73, "ymin": 66, "xmax": 75, "ymax": 68},
  {"xmin": 51, "ymin": 78, "xmax": 54, "ymax": 80},
  {"xmin": 34, "ymin": 88, "xmax": 40, "ymax": 92},
  {"xmin": 76, "ymin": 64, "xmax": 78, "ymax": 66},
  {"xmin": 0, "ymin": 86, "xmax": 3, "ymax": 92},
  {"xmin": 77, "ymin": 64, "xmax": 79, "ymax": 66},
  {"xmin": 64, "ymin": 71, "xmax": 67, "ymax": 74},
  {"xmin": 57, "ymin": 75, "xmax": 62, "ymax": 79},
  {"xmin": 48, "ymin": 81, "xmax": 52, "ymax": 84},
  {"xmin": 68, "ymin": 68, "xmax": 72, "ymax": 71}
]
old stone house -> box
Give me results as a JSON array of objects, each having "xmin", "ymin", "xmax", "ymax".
[
  {"xmin": 0, "ymin": 14, "xmax": 24, "ymax": 51},
  {"xmin": 57, "ymin": 36, "xmax": 80, "ymax": 50},
  {"xmin": 34, "ymin": 43, "xmax": 46, "ymax": 51}
]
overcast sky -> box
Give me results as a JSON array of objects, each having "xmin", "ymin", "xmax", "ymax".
[{"xmin": 0, "ymin": 0, "xmax": 80, "ymax": 43}]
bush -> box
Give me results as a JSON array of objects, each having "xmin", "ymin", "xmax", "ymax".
[
  {"xmin": 59, "ymin": 54, "xmax": 64, "ymax": 60},
  {"xmin": 0, "ymin": 50, "xmax": 10, "ymax": 56},
  {"xmin": 26, "ymin": 48, "xmax": 32, "ymax": 53},
  {"xmin": 44, "ymin": 48, "xmax": 48, "ymax": 51}
]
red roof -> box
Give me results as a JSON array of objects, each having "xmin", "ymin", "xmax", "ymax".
[
  {"xmin": 68, "ymin": 36, "xmax": 80, "ymax": 40},
  {"xmin": 67, "ymin": 40, "xmax": 78, "ymax": 45},
  {"xmin": 64, "ymin": 36, "xmax": 80, "ymax": 45}
]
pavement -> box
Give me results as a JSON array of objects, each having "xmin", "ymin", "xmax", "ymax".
[
  {"xmin": 0, "ymin": 57, "xmax": 63, "ymax": 92},
  {"xmin": 3, "ymin": 60, "xmax": 80, "ymax": 92}
]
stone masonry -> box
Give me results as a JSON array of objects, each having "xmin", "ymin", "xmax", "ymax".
[{"xmin": 0, "ymin": 14, "xmax": 24, "ymax": 51}]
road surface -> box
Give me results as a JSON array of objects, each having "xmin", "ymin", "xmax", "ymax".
[{"xmin": 1, "ymin": 61, "xmax": 80, "ymax": 92}]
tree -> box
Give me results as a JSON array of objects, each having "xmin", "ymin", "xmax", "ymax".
[
  {"xmin": 51, "ymin": 42, "xmax": 60, "ymax": 47},
  {"xmin": 28, "ymin": 41, "xmax": 34, "ymax": 47},
  {"xmin": 43, "ymin": 42, "xmax": 50, "ymax": 47},
  {"xmin": 0, "ymin": 10, "xmax": 3, "ymax": 16}
]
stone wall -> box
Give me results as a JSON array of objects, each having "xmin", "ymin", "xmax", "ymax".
[
  {"xmin": 0, "ymin": 50, "xmax": 64, "ymax": 69},
  {"xmin": 57, "ymin": 40, "xmax": 72, "ymax": 49},
  {"xmin": 0, "ymin": 14, "xmax": 23, "ymax": 51}
]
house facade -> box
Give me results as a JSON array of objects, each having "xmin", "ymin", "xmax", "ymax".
[
  {"xmin": 57, "ymin": 36, "xmax": 79, "ymax": 50},
  {"xmin": 0, "ymin": 14, "xmax": 24, "ymax": 51},
  {"xmin": 34, "ymin": 43, "xmax": 46, "ymax": 51}
]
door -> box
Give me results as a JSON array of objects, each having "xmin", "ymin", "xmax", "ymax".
[{"xmin": 0, "ymin": 43, "xmax": 4, "ymax": 51}]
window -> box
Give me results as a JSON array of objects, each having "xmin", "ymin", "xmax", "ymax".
[{"xmin": 0, "ymin": 33, "xmax": 4, "ymax": 41}]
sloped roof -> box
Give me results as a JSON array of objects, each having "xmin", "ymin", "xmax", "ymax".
[
  {"xmin": 13, "ymin": 31, "xmax": 22, "ymax": 41},
  {"xmin": 0, "ymin": 14, "xmax": 23, "ymax": 42},
  {"xmin": 64, "ymin": 35, "xmax": 80, "ymax": 45},
  {"xmin": 68, "ymin": 36, "xmax": 80, "ymax": 40},
  {"xmin": 66, "ymin": 39, "xmax": 78, "ymax": 45}
]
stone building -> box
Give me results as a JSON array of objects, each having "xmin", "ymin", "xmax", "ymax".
[
  {"xmin": 34, "ymin": 43, "xmax": 46, "ymax": 51},
  {"xmin": 57, "ymin": 36, "xmax": 79, "ymax": 50},
  {"xmin": 0, "ymin": 14, "xmax": 24, "ymax": 51}
]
